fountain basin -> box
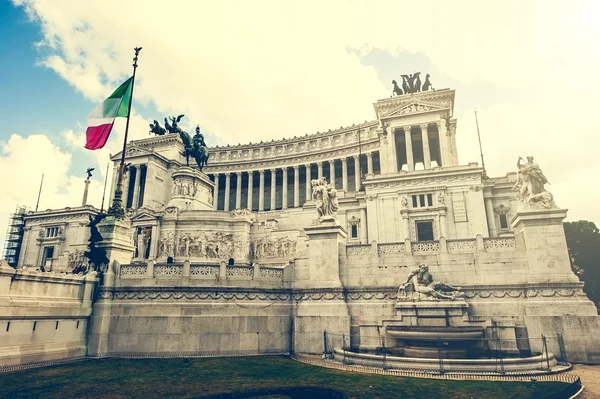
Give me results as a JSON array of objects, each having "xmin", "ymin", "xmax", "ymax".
[
  {"xmin": 333, "ymin": 348, "xmax": 558, "ymax": 372},
  {"xmin": 386, "ymin": 326, "xmax": 485, "ymax": 341}
]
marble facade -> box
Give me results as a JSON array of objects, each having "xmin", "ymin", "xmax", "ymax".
[{"xmin": 2, "ymin": 88, "xmax": 600, "ymax": 366}]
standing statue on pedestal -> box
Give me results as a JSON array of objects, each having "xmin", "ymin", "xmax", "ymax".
[
  {"xmin": 312, "ymin": 177, "xmax": 339, "ymax": 222},
  {"xmin": 398, "ymin": 264, "xmax": 463, "ymax": 301},
  {"xmin": 513, "ymin": 156, "xmax": 554, "ymax": 208}
]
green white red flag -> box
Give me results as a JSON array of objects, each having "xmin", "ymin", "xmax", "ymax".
[{"xmin": 84, "ymin": 77, "xmax": 133, "ymax": 150}]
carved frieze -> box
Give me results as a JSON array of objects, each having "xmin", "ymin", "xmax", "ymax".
[{"xmin": 251, "ymin": 236, "xmax": 296, "ymax": 261}]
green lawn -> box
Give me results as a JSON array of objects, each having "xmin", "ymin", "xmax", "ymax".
[{"xmin": 0, "ymin": 356, "xmax": 569, "ymax": 399}]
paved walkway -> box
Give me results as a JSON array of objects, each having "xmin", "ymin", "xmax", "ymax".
[{"xmin": 572, "ymin": 364, "xmax": 600, "ymax": 399}]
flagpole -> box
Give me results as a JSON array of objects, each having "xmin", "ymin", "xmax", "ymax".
[
  {"xmin": 107, "ymin": 46, "xmax": 142, "ymax": 218},
  {"xmin": 100, "ymin": 162, "xmax": 110, "ymax": 213},
  {"xmin": 35, "ymin": 173, "xmax": 44, "ymax": 212},
  {"xmin": 474, "ymin": 108, "xmax": 487, "ymax": 179}
]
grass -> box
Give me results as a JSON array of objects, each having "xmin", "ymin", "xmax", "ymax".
[{"xmin": 0, "ymin": 356, "xmax": 569, "ymax": 399}]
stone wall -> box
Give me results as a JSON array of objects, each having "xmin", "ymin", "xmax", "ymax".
[{"xmin": 0, "ymin": 262, "xmax": 98, "ymax": 366}]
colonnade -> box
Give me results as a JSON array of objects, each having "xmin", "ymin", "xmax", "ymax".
[
  {"xmin": 211, "ymin": 151, "xmax": 379, "ymax": 211},
  {"xmin": 108, "ymin": 164, "xmax": 148, "ymax": 210},
  {"xmin": 390, "ymin": 122, "xmax": 448, "ymax": 172}
]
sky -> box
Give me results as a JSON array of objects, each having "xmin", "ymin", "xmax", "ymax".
[{"xmin": 1, "ymin": 0, "xmax": 599, "ymax": 248}]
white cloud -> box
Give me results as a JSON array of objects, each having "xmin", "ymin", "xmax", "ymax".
[
  {"xmin": 0, "ymin": 134, "xmax": 105, "ymax": 247},
  {"xmin": 7, "ymin": 0, "xmax": 600, "ymax": 225}
]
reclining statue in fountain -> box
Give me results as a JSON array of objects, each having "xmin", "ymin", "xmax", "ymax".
[
  {"xmin": 513, "ymin": 156, "xmax": 554, "ymax": 208},
  {"xmin": 398, "ymin": 264, "xmax": 464, "ymax": 301},
  {"xmin": 311, "ymin": 177, "xmax": 339, "ymax": 222}
]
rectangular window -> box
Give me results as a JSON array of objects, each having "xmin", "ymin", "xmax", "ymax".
[
  {"xmin": 499, "ymin": 213, "xmax": 509, "ymax": 229},
  {"xmin": 41, "ymin": 246, "xmax": 54, "ymax": 267},
  {"xmin": 427, "ymin": 194, "xmax": 433, "ymax": 207},
  {"xmin": 351, "ymin": 224, "xmax": 358, "ymax": 239},
  {"xmin": 412, "ymin": 195, "xmax": 418, "ymax": 208},
  {"xmin": 419, "ymin": 194, "xmax": 426, "ymax": 207},
  {"xmin": 416, "ymin": 220, "xmax": 434, "ymax": 241}
]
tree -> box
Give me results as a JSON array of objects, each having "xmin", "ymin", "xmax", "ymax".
[{"xmin": 564, "ymin": 221, "xmax": 600, "ymax": 309}]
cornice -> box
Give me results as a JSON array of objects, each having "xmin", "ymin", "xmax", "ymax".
[
  {"xmin": 24, "ymin": 206, "xmax": 99, "ymax": 222},
  {"xmin": 210, "ymin": 120, "xmax": 379, "ymax": 151},
  {"xmin": 204, "ymin": 140, "xmax": 382, "ymax": 174},
  {"xmin": 363, "ymin": 165, "xmax": 484, "ymax": 190},
  {"xmin": 373, "ymin": 89, "xmax": 455, "ymax": 120}
]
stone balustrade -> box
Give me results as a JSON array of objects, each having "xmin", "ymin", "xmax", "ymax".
[
  {"xmin": 118, "ymin": 262, "xmax": 284, "ymax": 283},
  {"xmin": 346, "ymin": 236, "xmax": 516, "ymax": 257}
]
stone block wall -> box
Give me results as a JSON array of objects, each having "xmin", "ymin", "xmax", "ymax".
[
  {"xmin": 88, "ymin": 288, "xmax": 292, "ymax": 356},
  {"xmin": 0, "ymin": 263, "xmax": 97, "ymax": 366}
]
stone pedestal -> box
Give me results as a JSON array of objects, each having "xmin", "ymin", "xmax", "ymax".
[
  {"xmin": 293, "ymin": 219, "xmax": 350, "ymax": 354},
  {"xmin": 393, "ymin": 300, "xmax": 470, "ymax": 327},
  {"xmin": 294, "ymin": 296, "xmax": 350, "ymax": 354},
  {"xmin": 382, "ymin": 300, "xmax": 483, "ymax": 358},
  {"xmin": 300, "ymin": 220, "xmax": 347, "ymax": 289},
  {"xmin": 89, "ymin": 216, "xmax": 135, "ymax": 357},
  {"xmin": 96, "ymin": 216, "xmax": 135, "ymax": 267},
  {"xmin": 511, "ymin": 207, "xmax": 579, "ymax": 284},
  {"xmin": 166, "ymin": 166, "xmax": 215, "ymax": 211}
]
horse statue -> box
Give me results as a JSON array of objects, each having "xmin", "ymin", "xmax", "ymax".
[
  {"xmin": 149, "ymin": 120, "xmax": 167, "ymax": 136},
  {"xmin": 392, "ymin": 80, "xmax": 403, "ymax": 96},
  {"xmin": 177, "ymin": 124, "xmax": 210, "ymax": 171},
  {"xmin": 165, "ymin": 114, "xmax": 185, "ymax": 134},
  {"xmin": 422, "ymin": 74, "xmax": 433, "ymax": 91}
]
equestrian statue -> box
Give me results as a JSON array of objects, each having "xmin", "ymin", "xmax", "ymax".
[{"xmin": 148, "ymin": 114, "xmax": 210, "ymax": 171}]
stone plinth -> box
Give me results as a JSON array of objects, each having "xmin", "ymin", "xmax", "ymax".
[
  {"xmin": 166, "ymin": 166, "xmax": 215, "ymax": 211},
  {"xmin": 299, "ymin": 220, "xmax": 347, "ymax": 289},
  {"xmin": 96, "ymin": 216, "xmax": 135, "ymax": 268},
  {"xmin": 511, "ymin": 207, "xmax": 579, "ymax": 284},
  {"xmin": 393, "ymin": 300, "xmax": 470, "ymax": 327},
  {"xmin": 293, "ymin": 292, "xmax": 350, "ymax": 354}
]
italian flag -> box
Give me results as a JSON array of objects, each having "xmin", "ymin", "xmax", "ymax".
[{"xmin": 84, "ymin": 77, "xmax": 133, "ymax": 150}]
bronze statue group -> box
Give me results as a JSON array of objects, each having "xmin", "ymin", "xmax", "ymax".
[
  {"xmin": 149, "ymin": 115, "xmax": 210, "ymax": 170},
  {"xmin": 392, "ymin": 72, "xmax": 433, "ymax": 96}
]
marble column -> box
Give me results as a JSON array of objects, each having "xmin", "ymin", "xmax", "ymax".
[
  {"xmin": 366, "ymin": 152, "xmax": 374, "ymax": 175},
  {"xmin": 107, "ymin": 166, "xmax": 119, "ymax": 207},
  {"xmin": 132, "ymin": 165, "xmax": 141, "ymax": 208},
  {"xmin": 259, "ymin": 170, "xmax": 265, "ymax": 211},
  {"xmin": 282, "ymin": 167, "xmax": 288, "ymax": 209},
  {"xmin": 360, "ymin": 207, "xmax": 368, "ymax": 244},
  {"xmin": 317, "ymin": 162, "xmax": 323, "ymax": 179},
  {"xmin": 436, "ymin": 120, "xmax": 447, "ymax": 167},
  {"xmin": 224, "ymin": 173, "xmax": 231, "ymax": 211},
  {"xmin": 305, "ymin": 164, "xmax": 311, "ymax": 202},
  {"xmin": 235, "ymin": 172, "xmax": 242, "ymax": 209},
  {"xmin": 293, "ymin": 166, "xmax": 300, "ymax": 207},
  {"xmin": 341, "ymin": 157, "xmax": 348, "ymax": 191},
  {"xmin": 247, "ymin": 171, "xmax": 253, "ymax": 210},
  {"xmin": 149, "ymin": 224, "xmax": 160, "ymax": 260},
  {"xmin": 329, "ymin": 160, "xmax": 336, "ymax": 188},
  {"xmin": 420, "ymin": 124, "xmax": 431, "ymax": 169},
  {"xmin": 403, "ymin": 127, "xmax": 414, "ymax": 171},
  {"xmin": 270, "ymin": 168, "xmax": 277, "ymax": 210},
  {"xmin": 353, "ymin": 155, "xmax": 361, "ymax": 191},
  {"xmin": 213, "ymin": 173, "xmax": 220, "ymax": 210},
  {"xmin": 484, "ymin": 197, "xmax": 497, "ymax": 237},
  {"xmin": 390, "ymin": 128, "xmax": 398, "ymax": 172}
]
